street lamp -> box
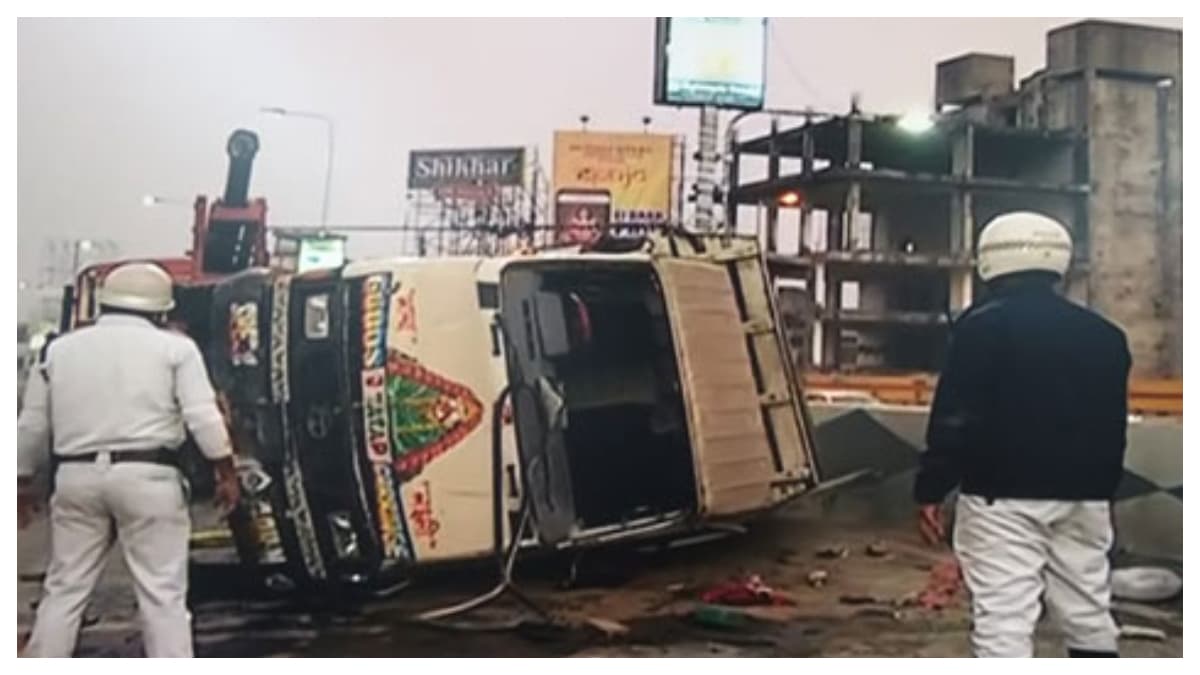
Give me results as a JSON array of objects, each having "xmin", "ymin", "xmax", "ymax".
[
  {"xmin": 897, "ymin": 110, "xmax": 934, "ymax": 135},
  {"xmin": 261, "ymin": 106, "xmax": 335, "ymax": 228},
  {"xmin": 71, "ymin": 239, "xmax": 94, "ymax": 275}
]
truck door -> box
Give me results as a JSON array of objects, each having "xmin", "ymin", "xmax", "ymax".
[
  {"xmin": 499, "ymin": 266, "xmax": 577, "ymax": 545},
  {"xmin": 655, "ymin": 250, "xmax": 818, "ymax": 516}
]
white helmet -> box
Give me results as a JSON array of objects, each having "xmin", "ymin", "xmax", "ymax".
[
  {"xmin": 97, "ymin": 263, "xmax": 176, "ymax": 313},
  {"xmin": 977, "ymin": 211, "xmax": 1073, "ymax": 282}
]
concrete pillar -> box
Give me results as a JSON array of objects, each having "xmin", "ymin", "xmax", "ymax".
[
  {"xmin": 762, "ymin": 118, "xmax": 781, "ymax": 252},
  {"xmin": 801, "ymin": 123, "xmax": 815, "ymax": 178},
  {"xmin": 822, "ymin": 268, "xmax": 842, "ymax": 369},
  {"xmin": 799, "ymin": 204, "xmax": 812, "ymax": 255},
  {"xmin": 846, "ymin": 116, "xmax": 863, "ymax": 168},
  {"xmin": 949, "ymin": 123, "xmax": 976, "ymax": 312},
  {"xmin": 811, "ymin": 262, "xmax": 827, "ymax": 368},
  {"xmin": 842, "ymin": 115, "xmax": 864, "ymax": 254},
  {"xmin": 842, "ymin": 184, "xmax": 861, "ymax": 252},
  {"xmin": 727, "ymin": 130, "xmax": 741, "ymax": 233}
]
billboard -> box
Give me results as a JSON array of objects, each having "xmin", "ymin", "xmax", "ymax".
[
  {"xmin": 552, "ymin": 131, "xmax": 674, "ymax": 225},
  {"xmin": 297, "ymin": 238, "xmax": 346, "ymax": 273},
  {"xmin": 556, "ymin": 190, "xmax": 612, "ymax": 246},
  {"xmin": 653, "ymin": 18, "xmax": 767, "ymax": 110},
  {"xmin": 407, "ymin": 147, "xmax": 525, "ymax": 189}
]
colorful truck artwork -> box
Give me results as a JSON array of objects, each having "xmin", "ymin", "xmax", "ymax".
[
  {"xmin": 359, "ymin": 273, "xmax": 414, "ymax": 562},
  {"xmin": 229, "ymin": 302, "xmax": 260, "ymax": 367},
  {"xmin": 386, "ymin": 351, "xmax": 484, "ymax": 478},
  {"xmin": 408, "ymin": 481, "xmax": 441, "ymax": 549}
]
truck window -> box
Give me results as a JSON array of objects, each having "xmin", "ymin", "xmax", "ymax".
[{"xmin": 304, "ymin": 293, "xmax": 330, "ymax": 339}]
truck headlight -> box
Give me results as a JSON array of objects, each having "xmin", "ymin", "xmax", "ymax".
[{"xmin": 328, "ymin": 512, "xmax": 360, "ymax": 560}]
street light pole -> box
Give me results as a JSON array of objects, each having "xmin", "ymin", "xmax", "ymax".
[
  {"xmin": 71, "ymin": 239, "xmax": 93, "ymax": 276},
  {"xmin": 261, "ymin": 107, "xmax": 335, "ymax": 229}
]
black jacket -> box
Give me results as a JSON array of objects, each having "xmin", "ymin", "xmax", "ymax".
[{"xmin": 913, "ymin": 280, "xmax": 1132, "ymax": 504}]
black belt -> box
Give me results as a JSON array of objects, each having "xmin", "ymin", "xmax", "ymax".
[{"xmin": 55, "ymin": 448, "xmax": 179, "ymax": 467}]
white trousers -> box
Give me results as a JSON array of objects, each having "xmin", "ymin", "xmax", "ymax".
[
  {"xmin": 954, "ymin": 494, "xmax": 1119, "ymax": 658},
  {"xmin": 24, "ymin": 460, "xmax": 193, "ymax": 658}
]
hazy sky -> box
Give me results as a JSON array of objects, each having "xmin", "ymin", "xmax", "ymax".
[{"xmin": 17, "ymin": 17, "xmax": 1183, "ymax": 297}]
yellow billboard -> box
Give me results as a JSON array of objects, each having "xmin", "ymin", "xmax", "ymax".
[{"xmin": 552, "ymin": 130, "xmax": 674, "ymax": 224}]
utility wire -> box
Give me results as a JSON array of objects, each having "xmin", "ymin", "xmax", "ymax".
[{"xmin": 768, "ymin": 20, "xmax": 835, "ymax": 110}]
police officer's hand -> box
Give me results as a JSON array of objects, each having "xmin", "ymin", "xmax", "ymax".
[
  {"xmin": 918, "ymin": 503, "xmax": 946, "ymax": 547},
  {"xmin": 17, "ymin": 477, "xmax": 40, "ymax": 530},
  {"xmin": 212, "ymin": 457, "xmax": 241, "ymax": 517}
]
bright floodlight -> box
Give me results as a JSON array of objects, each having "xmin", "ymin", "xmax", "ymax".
[
  {"xmin": 78, "ymin": 240, "xmax": 94, "ymax": 252},
  {"xmin": 142, "ymin": 195, "xmax": 157, "ymax": 207},
  {"xmin": 898, "ymin": 111, "xmax": 934, "ymax": 134}
]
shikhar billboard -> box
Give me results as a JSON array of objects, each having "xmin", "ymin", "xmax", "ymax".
[
  {"xmin": 552, "ymin": 130, "xmax": 674, "ymax": 225},
  {"xmin": 407, "ymin": 147, "xmax": 526, "ymax": 189}
]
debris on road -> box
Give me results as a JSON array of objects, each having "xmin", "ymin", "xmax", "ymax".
[
  {"xmin": 688, "ymin": 605, "xmax": 749, "ymax": 630},
  {"xmin": 584, "ymin": 617, "xmax": 631, "ymax": 639},
  {"xmin": 816, "ymin": 544, "xmax": 849, "ymax": 559},
  {"xmin": 854, "ymin": 607, "xmax": 904, "ymax": 622},
  {"xmin": 1120, "ymin": 624, "xmax": 1168, "ymax": 642},
  {"xmin": 1112, "ymin": 567, "xmax": 1183, "ymax": 603},
  {"xmin": 699, "ymin": 575, "xmax": 795, "ymax": 606},
  {"xmin": 665, "ymin": 582, "xmax": 693, "ymax": 596},
  {"xmin": 865, "ymin": 541, "xmax": 890, "ymax": 558},
  {"xmin": 807, "ymin": 569, "xmax": 830, "ymax": 588},
  {"xmin": 915, "ymin": 558, "xmax": 962, "ymax": 610},
  {"xmin": 838, "ymin": 594, "xmax": 880, "ymax": 606}
]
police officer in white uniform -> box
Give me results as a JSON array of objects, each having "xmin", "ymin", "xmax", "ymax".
[
  {"xmin": 17, "ymin": 263, "xmax": 241, "ymax": 658},
  {"xmin": 914, "ymin": 212, "xmax": 1132, "ymax": 658}
]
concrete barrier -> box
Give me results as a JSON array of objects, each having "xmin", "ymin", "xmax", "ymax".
[{"xmin": 808, "ymin": 404, "xmax": 1182, "ymax": 561}]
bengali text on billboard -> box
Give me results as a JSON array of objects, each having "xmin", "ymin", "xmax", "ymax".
[{"xmin": 552, "ymin": 131, "xmax": 674, "ymax": 225}]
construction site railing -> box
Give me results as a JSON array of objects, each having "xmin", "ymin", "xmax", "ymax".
[{"xmin": 803, "ymin": 372, "xmax": 1183, "ymax": 417}]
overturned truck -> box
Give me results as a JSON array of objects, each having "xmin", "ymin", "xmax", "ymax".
[{"xmin": 207, "ymin": 233, "xmax": 820, "ymax": 587}]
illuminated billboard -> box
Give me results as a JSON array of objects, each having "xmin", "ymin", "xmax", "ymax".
[
  {"xmin": 295, "ymin": 237, "xmax": 345, "ymax": 273},
  {"xmin": 653, "ymin": 17, "xmax": 767, "ymax": 111}
]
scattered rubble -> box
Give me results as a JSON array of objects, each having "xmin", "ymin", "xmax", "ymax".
[
  {"xmin": 865, "ymin": 541, "xmax": 890, "ymax": 558},
  {"xmin": 1111, "ymin": 567, "xmax": 1183, "ymax": 603},
  {"xmin": 915, "ymin": 558, "xmax": 962, "ymax": 610},
  {"xmin": 584, "ymin": 617, "xmax": 631, "ymax": 638},
  {"xmin": 838, "ymin": 595, "xmax": 879, "ymax": 606},
  {"xmin": 816, "ymin": 544, "xmax": 849, "ymax": 560},
  {"xmin": 853, "ymin": 607, "xmax": 905, "ymax": 622},
  {"xmin": 688, "ymin": 605, "xmax": 749, "ymax": 630},
  {"xmin": 807, "ymin": 570, "xmax": 829, "ymax": 588},
  {"xmin": 1120, "ymin": 624, "xmax": 1168, "ymax": 642},
  {"xmin": 699, "ymin": 575, "xmax": 795, "ymax": 606}
]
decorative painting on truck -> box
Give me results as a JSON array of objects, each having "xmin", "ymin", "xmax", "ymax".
[
  {"xmin": 229, "ymin": 301, "xmax": 260, "ymax": 366},
  {"xmin": 359, "ymin": 273, "xmax": 414, "ymax": 561},
  {"xmin": 385, "ymin": 350, "xmax": 484, "ymax": 479}
]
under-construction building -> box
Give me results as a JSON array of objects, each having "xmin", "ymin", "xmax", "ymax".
[{"xmin": 732, "ymin": 19, "xmax": 1182, "ymax": 377}]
